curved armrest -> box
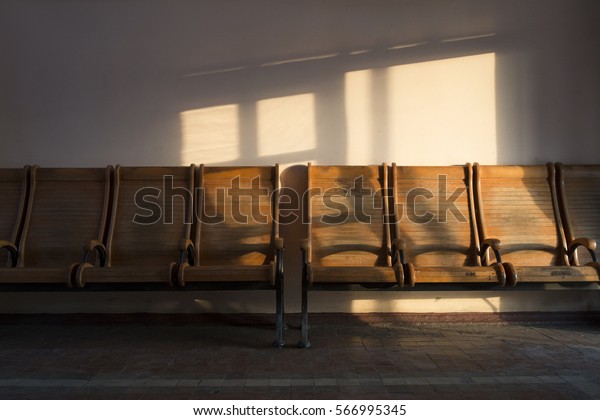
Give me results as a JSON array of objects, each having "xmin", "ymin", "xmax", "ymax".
[
  {"xmin": 482, "ymin": 238, "xmax": 501, "ymax": 250},
  {"xmin": 568, "ymin": 237, "xmax": 598, "ymax": 264},
  {"xmin": 480, "ymin": 238, "xmax": 503, "ymax": 264},
  {"xmin": 0, "ymin": 240, "xmax": 18, "ymax": 267},
  {"xmin": 84, "ymin": 239, "xmax": 106, "ymax": 266},
  {"xmin": 178, "ymin": 239, "xmax": 193, "ymax": 251},
  {"xmin": 178, "ymin": 238, "xmax": 195, "ymax": 265},
  {"xmin": 300, "ymin": 239, "xmax": 311, "ymax": 264},
  {"xmin": 571, "ymin": 237, "xmax": 596, "ymax": 250}
]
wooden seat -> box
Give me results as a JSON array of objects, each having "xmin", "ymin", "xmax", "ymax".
[
  {"xmin": 76, "ymin": 166, "xmax": 195, "ymax": 287},
  {"xmin": 392, "ymin": 164, "xmax": 505, "ymax": 287},
  {"xmin": 0, "ymin": 166, "xmax": 111, "ymax": 286},
  {"xmin": 473, "ymin": 163, "xmax": 600, "ymax": 285},
  {"xmin": 0, "ymin": 167, "xmax": 30, "ymax": 268},
  {"xmin": 556, "ymin": 164, "xmax": 600, "ymax": 266},
  {"xmin": 299, "ymin": 164, "xmax": 395, "ymax": 347},
  {"xmin": 177, "ymin": 165, "xmax": 285, "ymax": 347}
]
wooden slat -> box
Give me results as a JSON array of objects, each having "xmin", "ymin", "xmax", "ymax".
[
  {"xmin": 310, "ymin": 265, "xmax": 396, "ymax": 283},
  {"xmin": 182, "ymin": 265, "xmax": 271, "ymax": 282},
  {"xmin": 81, "ymin": 265, "xmax": 173, "ymax": 284},
  {"xmin": 475, "ymin": 165, "xmax": 549, "ymax": 179},
  {"xmin": 119, "ymin": 166, "xmax": 191, "ymax": 181},
  {"xmin": 0, "ymin": 267, "xmax": 70, "ymax": 284},
  {"xmin": 310, "ymin": 165, "xmax": 382, "ymax": 180},
  {"xmin": 512, "ymin": 265, "xmax": 600, "ymax": 282},
  {"xmin": 202, "ymin": 166, "xmax": 274, "ymax": 180},
  {"xmin": 413, "ymin": 266, "xmax": 500, "ymax": 283}
]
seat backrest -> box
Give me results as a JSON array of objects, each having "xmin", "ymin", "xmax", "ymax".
[
  {"xmin": 0, "ymin": 167, "xmax": 29, "ymax": 266},
  {"xmin": 18, "ymin": 167, "xmax": 111, "ymax": 268},
  {"xmin": 106, "ymin": 166, "xmax": 194, "ymax": 267},
  {"xmin": 393, "ymin": 164, "xmax": 480, "ymax": 267},
  {"xmin": 474, "ymin": 164, "xmax": 566, "ymax": 266},
  {"xmin": 307, "ymin": 164, "xmax": 390, "ymax": 267},
  {"xmin": 557, "ymin": 164, "xmax": 600, "ymax": 265},
  {"xmin": 194, "ymin": 165, "xmax": 278, "ymax": 266}
]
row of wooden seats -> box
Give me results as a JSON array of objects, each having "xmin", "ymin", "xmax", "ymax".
[
  {"xmin": 0, "ymin": 165, "xmax": 285, "ymax": 346},
  {"xmin": 299, "ymin": 163, "xmax": 600, "ymax": 347},
  {"xmin": 1, "ymin": 163, "xmax": 599, "ymax": 348}
]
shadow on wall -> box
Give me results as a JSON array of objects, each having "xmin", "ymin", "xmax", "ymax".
[{"xmin": 3, "ymin": 0, "xmax": 598, "ymax": 169}]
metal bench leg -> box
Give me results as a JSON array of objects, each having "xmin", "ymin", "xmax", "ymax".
[
  {"xmin": 273, "ymin": 272, "xmax": 284, "ymax": 348},
  {"xmin": 298, "ymin": 267, "xmax": 310, "ymax": 348}
]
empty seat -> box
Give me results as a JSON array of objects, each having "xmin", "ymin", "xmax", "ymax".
[
  {"xmin": 556, "ymin": 163, "xmax": 600, "ymax": 266},
  {"xmin": 177, "ymin": 165, "xmax": 284, "ymax": 347},
  {"xmin": 0, "ymin": 166, "xmax": 111, "ymax": 285},
  {"xmin": 392, "ymin": 163, "xmax": 505, "ymax": 286},
  {"xmin": 76, "ymin": 165, "xmax": 195, "ymax": 287},
  {"xmin": 299, "ymin": 164, "xmax": 395, "ymax": 347},
  {"xmin": 473, "ymin": 163, "xmax": 599, "ymax": 285}
]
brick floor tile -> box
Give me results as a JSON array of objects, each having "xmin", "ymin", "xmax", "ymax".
[{"xmin": 2, "ymin": 315, "xmax": 600, "ymax": 399}]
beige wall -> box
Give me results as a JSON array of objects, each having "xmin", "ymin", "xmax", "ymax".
[{"xmin": 1, "ymin": 0, "xmax": 599, "ymax": 314}]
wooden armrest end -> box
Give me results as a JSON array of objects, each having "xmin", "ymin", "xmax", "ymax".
[
  {"xmin": 0, "ymin": 240, "xmax": 18, "ymax": 266},
  {"xmin": 300, "ymin": 239, "xmax": 310, "ymax": 252},
  {"xmin": 568, "ymin": 237, "xmax": 598, "ymax": 264},
  {"xmin": 85, "ymin": 239, "xmax": 105, "ymax": 252},
  {"xmin": 274, "ymin": 237, "xmax": 284, "ymax": 250},
  {"xmin": 84, "ymin": 239, "xmax": 106, "ymax": 266},
  {"xmin": 482, "ymin": 238, "xmax": 502, "ymax": 250},
  {"xmin": 179, "ymin": 238, "xmax": 194, "ymax": 251},
  {"xmin": 571, "ymin": 237, "xmax": 596, "ymax": 251}
]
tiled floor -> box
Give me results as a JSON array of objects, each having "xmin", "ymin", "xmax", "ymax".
[{"xmin": 0, "ymin": 314, "xmax": 599, "ymax": 399}]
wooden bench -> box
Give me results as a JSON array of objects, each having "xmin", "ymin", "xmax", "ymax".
[
  {"xmin": 177, "ymin": 165, "xmax": 285, "ymax": 347},
  {"xmin": 300, "ymin": 164, "xmax": 395, "ymax": 347},
  {"xmin": 0, "ymin": 167, "xmax": 30, "ymax": 268},
  {"xmin": 1, "ymin": 166, "xmax": 111, "ymax": 285},
  {"xmin": 2, "ymin": 162, "xmax": 598, "ymax": 348},
  {"xmin": 0, "ymin": 164, "xmax": 284, "ymax": 347},
  {"xmin": 473, "ymin": 163, "xmax": 600, "ymax": 285},
  {"xmin": 392, "ymin": 163, "xmax": 506, "ymax": 286},
  {"xmin": 556, "ymin": 164, "xmax": 600, "ymax": 267},
  {"xmin": 76, "ymin": 165, "xmax": 195, "ymax": 287}
]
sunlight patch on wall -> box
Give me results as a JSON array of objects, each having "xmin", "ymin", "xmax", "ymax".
[
  {"xmin": 257, "ymin": 93, "xmax": 316, "ymax": 157},
  {"xmin": 345, "ymin": 69, "xmax": 373, "ymax": 164},
  {"xmin": 180, "ymin": 104, "xmax": 239, "ymax": 164},
  {"xmin": 387, "ymin": 53, "xmax": 497, "ymax": 164}
]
